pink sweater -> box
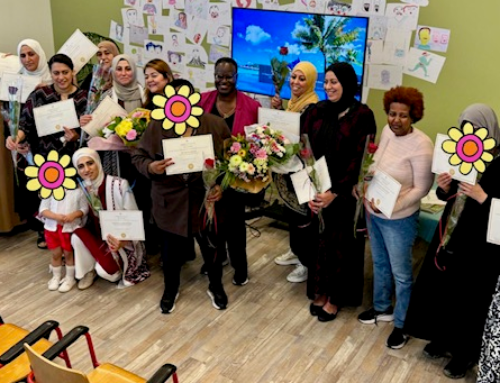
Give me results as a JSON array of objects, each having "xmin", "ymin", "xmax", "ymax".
[{"xmin": 367, "ymin": 125, "xmax": 434, "ymax": 220}]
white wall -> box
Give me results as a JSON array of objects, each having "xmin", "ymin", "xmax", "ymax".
[{"xmin": 0, "ymin": 0, "xmax": 54, "ymax": 56}]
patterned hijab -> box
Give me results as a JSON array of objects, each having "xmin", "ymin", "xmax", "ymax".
[
  {"xmin": 17, "ymin": 39, "xmax": 52, "ymax": 84},
  {"xmin": 72, "ymin": 148, "xmax": 105, "ymax": 191},
  {"xmin": 111, "ymin": 54, "xmax": 143, "ymax": 112},
  {"xmin": 459, "ymin": 103, "xmax": 500, "ymax": 149},
  {"xmin": 286, "ymin": 61, "xmax": 319, "ymax": 113}
]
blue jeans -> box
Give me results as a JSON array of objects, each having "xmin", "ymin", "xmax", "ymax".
[{"xmin": 367, "ymin": 211, "xmax": 419, "ymax": 328}]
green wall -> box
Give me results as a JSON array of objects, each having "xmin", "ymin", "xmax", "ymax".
[{"xmin": 51, "ymin": 0, "xmax": 500, "ymax": 142}]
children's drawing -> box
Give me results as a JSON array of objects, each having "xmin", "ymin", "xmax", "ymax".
[
  {"xmin": 414, "ymin": 25, "xmax": 451, "ymax": 53},
  {"xmin": 404, "ymin": 47, "xmax": 446, "ymax": 84},
  {"xmin": 385, "ymin": 3, "xmax": 419, "ymax": 30}
]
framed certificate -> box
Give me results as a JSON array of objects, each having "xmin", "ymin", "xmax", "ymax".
[
  {"xmin": 99, "ymin": 210, "xmax": 145, "ymax": 241},
  {"xmin": 162, "ymin": 134, "xmax": 215, "ymax": 175}
]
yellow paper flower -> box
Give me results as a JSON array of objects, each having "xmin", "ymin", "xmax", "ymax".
[
  {"xmin": 25, "ymin": 150, "xmax": 77, "ymax": 201},
  {"xmin": 442, "ymin": 122, "xmax": 497, "ymax": 175},
  {"xmin": 151, "ymin": 84, "xmax": 204, "ymax": 135}
]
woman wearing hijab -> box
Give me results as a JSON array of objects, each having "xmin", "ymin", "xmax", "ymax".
[
  {"xmin": 301, "ymin": 62, "xmax": 377, "ymax": 321},
  {"xmin": 17, "ymin": 38, "xmax": 53, "ymax": 85},
  {"xmin": 71, "ymin": 148, "xmax": 150, "ymax": 290},
  {"xmin": 405, "ymin": 104, "xmax": 500, "ymax": 379},
  {"xmin": 80, "ymin": 40, "xmax": 119, "ymax": 92},
  {"xmin": 272, "ymin": 61, "xmax": 320, "ymax": 284}
]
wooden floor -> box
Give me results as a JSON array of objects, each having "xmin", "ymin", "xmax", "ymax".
[{"xmin": 0, "ymin": 217, "xmax": 477, "ymax": 383}]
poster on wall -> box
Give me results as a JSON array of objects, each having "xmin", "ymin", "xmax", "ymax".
[
  {"xmin": 367, "ymin": 64, "xmax": 403, "ymax": 90},
  {"xmin": 385, "ymin": 3, "xmax": 419, "ymax": 30},
  {"xmin": 414, "ymin": 25, "xmax": 451, "ymax": 52},
  {"xmin": 404, "ymin": 47, "xmax": 446, "ymax": 84},
  {"xmin": 352, "ymin": 0, "xmax": 386, "ymax": 16}
]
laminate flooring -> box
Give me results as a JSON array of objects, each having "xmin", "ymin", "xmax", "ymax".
[{"xmin": 0, "ymin": 218, "xmax": 476, "ymax": 382}]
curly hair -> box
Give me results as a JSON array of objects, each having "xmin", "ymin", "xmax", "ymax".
[{"xmin": 383, "ymin": 86, "xmax": 424, "ymax": 123}]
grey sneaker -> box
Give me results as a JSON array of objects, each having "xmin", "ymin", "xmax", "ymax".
[
  {"xmin": 357, "ymin": 307, "xmax": 394, "ymax": 324},
  {"xmin": 286, "ymin": 264, "xmax": 308, "ymax": 283},
  {"xmin": 78, "ymin": 270, "xmax": 97, "ymax": 290},
  {"xmin": 274, "ymin": 249, "xmax": 300, "ymax": 266}
]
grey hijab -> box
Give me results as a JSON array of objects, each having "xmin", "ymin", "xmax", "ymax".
[
  {"xmin": 111, "ymin": 54, "xmax": 143, "ymax": 112},
  {"xmin": 459, "ymin": 103, "xmax": 500, "ymax": 148}
]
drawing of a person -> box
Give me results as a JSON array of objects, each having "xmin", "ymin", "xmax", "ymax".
[
  {"xmin": 149, "ymin": 16, "xmax": 158, "ymax": 34},
  {"xmin": 174, "ymin": 12, "xmax": 188, "ymax": 29},
  {"xmin": 143, "ymin": 0, "xmax": 157, "ymax": 15},
  {"xmin": 126, "ymin": 8, "xmax": 139, "ymax": 26},
  {"xmin": 172, "ymin": 34, "xmax": 179, "ymax": 47},
  {"xmin": 213, "ymin": 27, "xmax": 226, "ymax": 46},
  {"xmin": 187, "ymin": 48, "xmax": 206, "ymax": 68},
  {"xmin": 381, "ymin": 69, "xmax": 390, "ymax": 85},
  {"xmin": 417, "ymin": 27, "xmax": 431, "ymax": 50},
  {"xmin": 408, "ymin": 52, "xmax": 432, "ymax": 77},
  {"xmin": 209, "ymin": 5, "xmax": 219, "ymax": 19},
  {"xmin": 168, "ymin": 51, "xmax": 182, "ymax": 65}
]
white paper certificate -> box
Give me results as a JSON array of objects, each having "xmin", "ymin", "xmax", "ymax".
[
  {"xmin": 82, "ymin": 96, "xmax": 128, "ymax": 137},
  {"xmin": 57, "ymin": 29, "xmax": 99, "ymax": 74},
  {"xmin": 0, "ymin": 53, "xmax": 22, "ymax": 76},
  {"xmin": 366, "ymin": 170, "xmax": 402, "ymax": 218},
  {"xmin": 487, "ymin": 198, "xmax": 500, "ymax": 245},
  {"xmin": 162, "ymin": 134, "xmax": 215, "ymax": 175},
  {"xmin": 290, "ymin": 156, "xmax": 332, "ymax": 205},
  {"xmin": 0, "ymin": 72, "xmax": 41, "ymax": 103},
  {"xmin": 33, "ymin": 99, "xmax": 80, "ymax": 137},
  {"xmin": 257, "ymin": 108, "xmax": 301, "ymax": 143},
  {"xmin": 99, "ymin": 210, "xmax": 145, "ymax": 241},
  {"xmin": 432, "ymin": 133, "xmax": 477, "ymax": 185}
]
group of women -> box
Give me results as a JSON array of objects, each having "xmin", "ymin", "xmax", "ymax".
[{"xmin": 3, "ymin": 37, "xmax": 500, "ymax": 381}]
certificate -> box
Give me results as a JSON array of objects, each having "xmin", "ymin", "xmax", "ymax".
[
  {"xmin": 162, "ymin": 134, "xmax": 215, "ymax": 175},
  {"xmin": 57, "ymin": 29, "xmax": 98, "ymax": 74},
  {"xmin": 0, "ymin": 72, "xmax": 41, "ymax": 103},
  {"xmin": 432, "ymin": 133, "xmax": 477, "ymax": 185},
  {"xmin": 487, "ymin": 198, "xmax": 500, "ymax": 245},
  {"xmin": 33, "ymin": 99, "xmax": 80, "ymax": 137},
  {"xmin": 0, "ymin": 53, "xmax": 22, "ymax": 76},
  {"xmin": 258, "ymin": 107, "xmax": 300, "ymax": 143},
  {"xmin": 290, "ymin": 156, "xmax": 332, "ymax": 205},
  {"xmin": 99, "ymin": 210, "xmax": 145, "ymax": 241},
  {"xmin": 366, "ymin": 170, "xmax": 402, "ymax": 218},
  {"xmin": 82, "ymin": 96, "xmax": 127, "ymax": 137}
]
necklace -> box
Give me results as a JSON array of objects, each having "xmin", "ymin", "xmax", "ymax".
[{"xmin": 216, "ymin": 98, "xmax": 236, "ymax": 119}]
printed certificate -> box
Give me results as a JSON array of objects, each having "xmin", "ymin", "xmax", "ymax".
[
  {"xmin": 0, "ymin": 72, "xmax": 41, "ymax": 103},
  {"xmin": 33, "ymin": 99, "xmax": 80, "ymax": 137},
  {"xmin": 257, "ymin": 107, "xmax": 300, "ymax": 143},
  {"xmin": 290, "ymin": 156, "xmax": 332, "ymax": 205},
  {"xmin": 99, "ymin": 210, "xmax": 145, "ymax": 241},
  {"xmin": 162, "ymin": 134, "xmax": 215, "ymax": 175},
  {"xmin": 57, "ymin": 29, "xmax": 99, "ymax": 74},
  {"xmin": 487, "ymin": 198, "xmax": 500, "ymax": 245},
  {"xmin": 82, "ymin": 96, "xmax": 127, "ymax": 137},
  {"xmin": 366, "ymin": 170, "xmax": 402, "ymax": 218}
]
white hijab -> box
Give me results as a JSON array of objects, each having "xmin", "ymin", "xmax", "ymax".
[
  {"xmin": 17, "ymin": 39, "xmax": 52, "ymax": 84},
  {"xmin": 72, "ymin": 148, "xmax": 105, "ymax": 192}
]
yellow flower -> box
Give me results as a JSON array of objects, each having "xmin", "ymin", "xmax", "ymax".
[
  {"xmin": 151, "ymin": 85, "xmax": 204, "ymax": 135},
  {"xmin": 115, "ymin": 119, "xmax": 133, "ymax": 137},
  {"xmin": 442, "ymin": 122, "xmax": 497, "ymax": 175},
  {"xmin": 25, "ymin": 150, "xmax": 77, "ymax": 201}
]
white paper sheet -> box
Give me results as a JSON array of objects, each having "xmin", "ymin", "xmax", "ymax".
[
  {"xmin": 162, "ymin": 134, "xmax": 215, "ymax": 175},
  {"xmin": 0, "ymin": 53, "xmax": 22, "ymax": 76},
  {"xmin": 0, "ymin": 72, "xmax": 41, "ymax": 103},
  {"xmin": 33, "ymin": 99, "xmax": 80, "ymax": 137},
  {"xmin": 291, "ymin": 156, "xmax": 332, "ymax": 205},
  {"xmin": 385, "ymin": 3, "xmax": 419, "ymax": 30},
  {"xmin": 414, "ymin": 25, "xmax": 451, "ymax": 53},
  {"xmin": 57, "ymin": 29, "xmax": 99, "ymax": 74},
  {"xmin": 82, "ymin": 96, "xmax": 128, "ymax": 138},
  {"xmin": 99, "ymin": 210, "xmax": 145, "ymax": 241},
  {"xmin": 257, "ymin": 108, "xmax": 301, "ymax": 143},
  {"xmin": 367, "ymin": 64, "xmax": 402, "ymax": 90},
  {"xmin": 431, "ymin": 133, "xmax": 477, "ymax": 185},
  {"xmin": 404, "ymin": 47, "xmax": 446, "ymax": 84},
  {"xmin": 353, "ymin": 0, "xmax": 386, "ymax": 16},
  {"xmin": 487, "ymin": 198, "xmax": 500, "ymax": 245},
  {"xmin": 383, "ymin": 28, "xmax": 411, "ymax": 66},
  {"xmin": 366, "ymin": 170, "xmax": 402, "ymax": 218}
]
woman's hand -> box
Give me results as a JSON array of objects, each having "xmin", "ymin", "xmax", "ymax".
[
  {"xmin": 207, "ymin": 185, "xmax": 222, "ymax": 203},
  {"xmin": 308, "ymin": 190, "xmax": 336, "ymax": 214},
  {"xmin": 437, "ymin": 172, "xmax": 452, "ymax": 194},
  {"xmin": 367, "ymin": 198, "xmax": 382, "ymax": 214},
  {"xmin": 352, "ymin": 185, "xmax": 360, "ymax": 200},
  {"xmin": 63, "ymin": 127, "xmax": 79, "ymax": 142},
  {"xmin": 5, "ymin": 136, "xmax": 18, "ymax": 151},
  {"xmin": 79, "ymin": 115, "xmax": 92, "ymax": 127},
  {"xmin": 271, "ymin": 94, "xmax": 282, "ymax": 110},
  {"xmin": 458, "ymin": 182, "xmax": 488, "ymax": 204},
  {"xmin": 106, "ymin": 234, "xmax": 123, "ymax": 252},
  {"xmin": 148, "ymin": 158, "xmax": 175, "ymax": 175}
]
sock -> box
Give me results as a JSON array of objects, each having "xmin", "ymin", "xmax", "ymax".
[
  {"xmin": 52, "ymin": 266, "xmax": 62, "ymax": 281},
  {"xmin": 65, "ymin": 266, "xmax": 76, "ymax": 282}
]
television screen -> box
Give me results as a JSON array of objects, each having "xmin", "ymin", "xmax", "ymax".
[{"xmin": 232, "ymin": 8, "xmax": 369, "ymax": 101}]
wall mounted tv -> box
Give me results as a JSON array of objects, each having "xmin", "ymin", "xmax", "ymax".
[{"xmin": 232, "ymin": 8, "xmax": 369, "ymax": 101}]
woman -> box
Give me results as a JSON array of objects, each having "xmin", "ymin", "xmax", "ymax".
[
  {"xmin": 71, "ymin": 148, "xmax": 150, "ymax": 290},
  {"xmin": 272, "ymin": 61, "xmax": 319, "ymax": 284},
  {"xmin": 6, "ymin": 53, "xmax": 87, "ymax": 248},
  {"xmin": 132, "ymin": 79, "xmax": 231, "ymax": 313},
  {"xmin": 17, "ymin": 39, "xmax": 52, "ymax": 85},
  {"xmin": 80, "ymin": 40, "xmax": 119, "ymax": 92},
  {"xmin": 143, "ymin": 59, "xmax": 173, "ymax": 110},
  {"xmin": 199, "ymin": 57, "xmax": 261, "ymax": 284},
  {"xmin": 357, "ymin": 86, "xmax": 433, "ymax": 349},
  {"xmin": 405, "ymin": 104, "xmax": 500, "ymax": 379},
  {"xmin": 301, "ymin": 62, "xmax": 377, "ymax": 322}
]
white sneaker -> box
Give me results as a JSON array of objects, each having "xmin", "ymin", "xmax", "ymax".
[
  {"xmin": 78, "ymin": 270, "xmax": 97, "ymax": 290},
  {"xmin": 58, "ymin": 277, "xmax": 76, "ymax": 293},
  {"xmin": 274, "ymin": 249, "xmax": 300, "ymax": 266},
  {"xmin": 48, "ymin": 276, "xmax": 61, "ymax": 291},
  {"xmin": 287, "ymin": 264, "xmax": 308, "ymax": 283}
]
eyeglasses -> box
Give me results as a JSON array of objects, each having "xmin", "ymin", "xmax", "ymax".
[{"xmin": 214, "ymin": 73, "xmax": 236, "ymax": 81}]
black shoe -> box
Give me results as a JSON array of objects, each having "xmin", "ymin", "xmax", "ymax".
[
  {"xmin": 232, "ymin": 272, "xmax": 248, "ymax": 286},
  {"xmin": 207, "ymin": 285, "xmax": 228, "ymax": 310},
  {"xmin": 443, "ymin": 356, "xmax": 473, "ymax": 380},
  {"xmin": 200, "ymin": 263, "xmax": 208, "ymax": 275},
  {"xmin": 309, "ymin": 303, "xmax": 323, "ymax": 317},
  {"xmin": 317, "ymin": 308, "xmax": 338, "ymax": 322},
  {"xmin": 423, "ymin": 341, "xmax": 446, "ymax": 359},
  {"xmin": 37, "ymin": 231, "xmax": 48, "ymax": 249},
  {"xmin": 160, "ymin": 292, "xmax": 179, "ymax": 314},
  {"xmin": 386, "ymin": 327, "xmax": 408, "ymax": 349},
  {"xmin": 358, "ymin": 307, "xmax": 394, "ymax": 325}
]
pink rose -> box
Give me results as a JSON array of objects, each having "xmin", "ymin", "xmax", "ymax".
[
  {"xmin": 204, "ymin": 158, "xmax": 215, "ymax": 169},
  {"xmin": 132, "ymin": 111, "xmax": 143, "ymax": 118},
  {"xmin": 256, "ymin": 148, "xmax": 268, "ymax": 159},
  {"xmin": 230, "ymin": 142, "xmax": 241, "ymax": 153},
  {"xmin": 126, "ymin": 129, "xmax": 138, "ymax": 141}
]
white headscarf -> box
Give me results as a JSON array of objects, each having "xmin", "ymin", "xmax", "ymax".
[
  {"xmin": 459, "ymin": 103, "xmax": 500, "ymax": 149},
  {"xmin": 72, "ymin": 148, "xmax": 105, "ymax": 191},
  {"xmin": 17, "ymin": 39, "xmax": 52, "ymax": 84}
]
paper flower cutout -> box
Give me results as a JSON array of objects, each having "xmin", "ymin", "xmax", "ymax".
[
  {"xmin": 25, "ymin": 150, "xmax": 77, "ymax": 200},
  {"xmin": 442, "ymin": 121, "xmax": 497, "ymax": 175},
  {"xmin": 151, "ymin": 84, "xmax": 204, "ymax": 136}
]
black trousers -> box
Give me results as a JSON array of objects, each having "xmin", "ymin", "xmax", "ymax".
[{"xmin": 161, "ymin": 229, "xmax": 223, "ymax": 296}]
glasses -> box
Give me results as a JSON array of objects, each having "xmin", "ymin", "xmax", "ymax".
[{"xmin": 214, "ymin": 73, "xmax": 236, "ymax": 81}]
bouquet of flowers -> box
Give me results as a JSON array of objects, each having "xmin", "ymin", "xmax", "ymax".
[
  {"xmin": 354, "ymin": 136, "xmax": 378, "ymax": 236},
  {"xmin": 220, "ymin": 124, "xmax": 299, "ymax": 193},
  {"xmin": 100, "ymin": 108, "xmax": 151, "ymax": 147},
  {"xmin": 271, "ymin": 46, "xmax": 291, "ymax": 96}
]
